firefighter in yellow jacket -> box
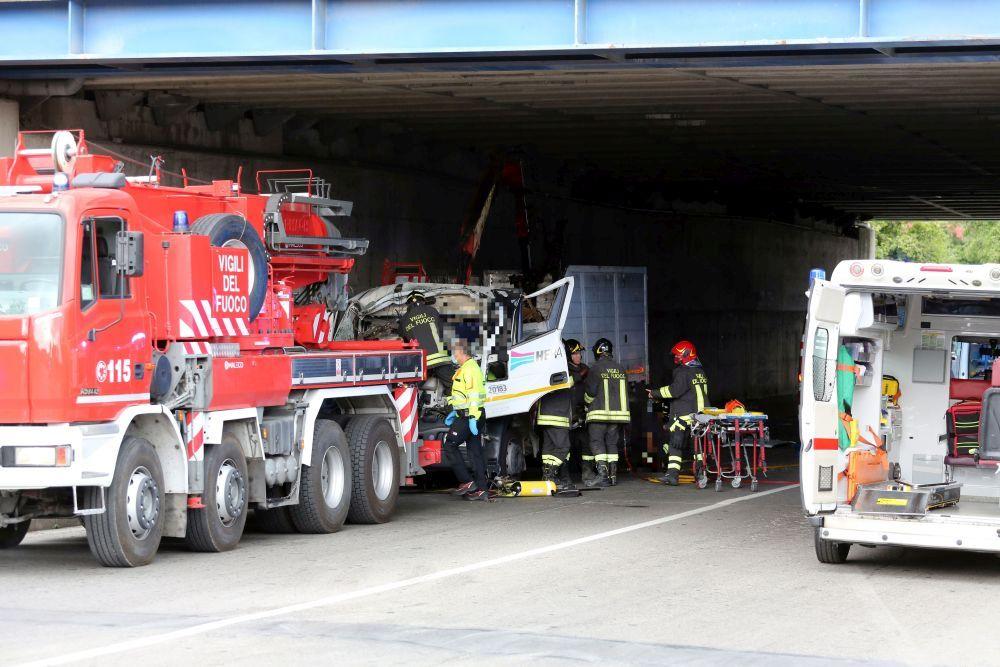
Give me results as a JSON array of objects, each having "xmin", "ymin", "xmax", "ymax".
[
  {"xmin": 584, "ymin": 338, "xmax": 630, "ymax": 487},
  {"xmin": 443, "ymin": 339, "xmax": 490, "ymax": 501}
]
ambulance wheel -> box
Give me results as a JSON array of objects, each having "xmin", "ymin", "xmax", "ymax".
[
  {"xmin": 814, "ymin": 528, "xmax": 851, "ymax": 564},
  {"xmin": 190, "ymin": 213, "xmax": 268, "ymax": 321},
  {"xmin": 0, "ymin": 520, "xmax": 29, "ymax": 548},
  {"xmin": 696, "ymin": 469, "xmax": 709, "ymax": 489},
  {"xmin": 345, "ymin": 416, "xmax": 400, "ymax": 524},
  {"xmin": 185, "ymin": 435, "xmax": 248, "ymax": 552},
  {"xmin": 83, "ymin": 437, "xmax": 164, "ymax": 567},
  {"xmin": 289, "ymin": 420, "xmax": 352, "ymax": 534},
  {"xmin": 731, "ymin": 476, "xmax": 743, "ymax": 489},
  {"xmin": 250, "ymin": 507, "xmax": 296, "ymax": 534},
  {"xmin": 714, "ymin": 479, "xmax": 723, "ymax": 492}
]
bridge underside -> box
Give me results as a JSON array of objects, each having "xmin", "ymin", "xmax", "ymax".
[
  {"xmin": 69, "ymin": 63, "xmax": 1000, "ymax": 220},
  {"xmin": 4, "ymin": 1, "xmax": 1000, "ymax": 219}
]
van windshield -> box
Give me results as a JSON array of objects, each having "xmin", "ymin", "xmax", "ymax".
[{"xmin": 0, "ymin": 212, "xmax": 63, "ymax": 315}]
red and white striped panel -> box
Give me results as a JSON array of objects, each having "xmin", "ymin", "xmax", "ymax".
[
  {"xmin": 183, "ymin": 410, "xmax": 205, "ymax": 462},
  {"xmin": 178, "ymin": 299, "xmax": 250, "ymax": 339},
  {"xmin": 181, "ymin": 341, "xmax": 209, "ymax": 356},
  {"xmin": 393, "ymin": 387, "xmax": 419, "ymax": 444},
  {"xmin": 311, "ymin": 309, "xmax": 336, "ymax": 345}
]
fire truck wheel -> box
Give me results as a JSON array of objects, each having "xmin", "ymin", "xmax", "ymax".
[
  {"xmin": 0, "ymin": 519, "xmax": 29, "ymax": 548},
  {"xmin": 185, "ymin": 435, "xmax": 249, "ymax": 552},
  {"xmin": 249, "ymin": 507, "xmax": 296, "ymax": 534},
  {"xmin": 190, "ymin": 213, "xmax": 268, "ymax": 321},
  {"xmin": 83, "ymin": 437, "xmax": 164, "ymax": 567},
  {"xmin": 345, "ymin": 416, "xmax": 399, "ymax": 525},
  {"xmin": 814, "ymin": 528, "xmax": 851, "ymax": 564},
  {"xmin": 289, "ymin": 420, "xmax": 352, "ymax": 533}
]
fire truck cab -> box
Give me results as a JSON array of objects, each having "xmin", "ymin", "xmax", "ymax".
[{"xmin": 801, "ymin": 259, "xmax": 1000, "ymax": 563}]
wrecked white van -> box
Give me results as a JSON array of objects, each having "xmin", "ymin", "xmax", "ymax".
[{"xmin": 801, "ymin": 260, "xmax": 1000, "ymax": 563}]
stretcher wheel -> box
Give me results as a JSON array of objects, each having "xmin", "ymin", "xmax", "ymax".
[
  {"xmin": 750, "ymin": 480, "xmax": 758, "ymax": 493},
  {"xmin": 696, "ymin": 469, "xmax": 709, "ymax": 489},
  {"xmin": 714, "ymin": 479, "xmax": 723, "ymax": 492},
  {"xmin": 731, "ymin": 476, "xmax": 742, "ymax": 489}
]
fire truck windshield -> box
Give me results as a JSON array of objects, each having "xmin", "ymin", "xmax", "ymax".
[{"xmin": 0, "ymin": 212, "xmax": 63, "ymax": 316}]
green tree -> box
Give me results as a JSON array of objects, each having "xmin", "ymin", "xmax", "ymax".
[
  {"xmin": 959, "ymin": 221, "xmax": 1000, "ymax": 264},
  {"xmin": 873, "ymin": 220, "xmax": 956, "ymax": 263}
]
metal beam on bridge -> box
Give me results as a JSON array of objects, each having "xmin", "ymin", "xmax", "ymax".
[{"xmin": 2, "ymin": 0, "xmax": 1000, "ymax": 70}]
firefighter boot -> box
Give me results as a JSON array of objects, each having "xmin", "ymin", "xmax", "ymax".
[
  {"xmin": 661, "ymin": 469, "xmax": 680, "ymax": 486},
  {"xmin": 557, "ymin": 462, "xmax": 578, "ymax": 492},
  {"xmin": 589, "ymin": 462, "xmax": 611, "ymax": 488},
  {"xmin": 607, "ymin": 462, "xmax": 618, "ymax": 486},
  {"xmin": 542, "ymin": 463, "xmax": 560, "ymax": 486},
  {"xmin": 581, "ymin": 458, "xmax": 596, "ymax": 486}
]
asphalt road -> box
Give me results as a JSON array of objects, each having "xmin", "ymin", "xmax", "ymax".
[{"xmin": 2, "ymin": 468, "xmax": 999, "ymax": 666}]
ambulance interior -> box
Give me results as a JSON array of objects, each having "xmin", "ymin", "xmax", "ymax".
[{"xmin": 836, "ymin": 289, "xmax": 1000, "ymax": 517}]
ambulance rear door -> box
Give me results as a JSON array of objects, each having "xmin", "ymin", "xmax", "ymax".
[{"xmin": 800, "ymin": 280, "xmax": 847, "ymax": 514}]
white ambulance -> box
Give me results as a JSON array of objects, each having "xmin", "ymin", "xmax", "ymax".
[{"xmin": 801, "ymin": 260, "xmax": 1000, "ymax": 562}]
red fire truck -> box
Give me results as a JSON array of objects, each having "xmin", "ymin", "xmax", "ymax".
[{"xmin": 0, "ymin": 130, "xmax": 428, "ymax": 566}]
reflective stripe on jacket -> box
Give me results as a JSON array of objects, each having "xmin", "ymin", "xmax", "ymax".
[
  {"xmin": 584, "ymin": 356, "xmax": 631, "ymax": 423},
  {"xmin": 449, "ymin": 358, "xmax": 486, "ymax": 420}
]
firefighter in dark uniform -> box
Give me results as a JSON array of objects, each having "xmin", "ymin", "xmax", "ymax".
[
  {"xmin": 564, "ymin": 339, "xmax": 592, "ymax": 484},
  {"xmin": 649, "ymin": 340, "xmax": 709, "ymax": 486},
  {"xmin": 584, "ymin": 338, "xmax": 630, "ymax": 487},
  {"xmin": 536, "ymin": 340, "xmax": 582, "ymax": 493},
  {"xmin": 399, "ymin": 291, "xmax": 455, "ymax": 393}
]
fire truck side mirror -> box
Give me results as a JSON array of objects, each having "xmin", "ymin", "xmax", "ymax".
[{"xmin": 115, "ymin": 231, "xmax": 144, "ymax": 277}]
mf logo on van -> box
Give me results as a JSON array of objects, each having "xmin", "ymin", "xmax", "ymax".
[{"xmin": 510, "ymin": 346, "xmax": 564, "ymax": 372}]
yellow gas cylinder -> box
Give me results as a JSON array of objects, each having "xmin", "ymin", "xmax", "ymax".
[{"xmin": 502, "ymin": 480, "xmax": 556, "ymax": 497}]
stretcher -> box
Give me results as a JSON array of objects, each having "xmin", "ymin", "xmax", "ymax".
[{"xmin": 691, "ymin": 409, "xmax": 770, "ymax": 492}]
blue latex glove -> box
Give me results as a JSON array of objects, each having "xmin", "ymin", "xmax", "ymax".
[
  {"xmin": 444, "ymin": 411, "xmax": 457, "ymax": 426},
  {"xmin": 468, "ymin": 418, "xmax": 479, "ymax": 436}
]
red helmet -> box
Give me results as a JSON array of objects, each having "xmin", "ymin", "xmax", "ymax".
[{"xmin": 671, "ymin": 340, "xmax": 698, "ymax": 365}]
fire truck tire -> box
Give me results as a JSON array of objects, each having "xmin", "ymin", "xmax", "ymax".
[
  {"xmin": 289, "ymin": 420, "xmax": 351, "ymax": 534},
  {"xmin": 345, "ymin": 416, "xmax": 399, "ymax": 525},
  {"xmin": 185, "ymin": 435, "xmax": 249, "ymax": 552},
  {"xmin": 190, "ymin": 213, "xmax": 268, "ymax": 321},
  {"xmin": 814, "ymin": 528, "xmax": 851, "ymax": 564},
  {"xmin": 249, "ymin": 507, "xmax": 296, "ymax": 534},
  {"xmin": 0, "ymin": 520, "xmax": 29, "ymax": 548},
  {"xmin": 83, "ymin": 437, "xmax": 164, "ymax": 567}
]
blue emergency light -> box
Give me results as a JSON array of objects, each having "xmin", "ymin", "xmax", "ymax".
[
  {"xmin": 173, "ymin": 210, "xmax": 190, "ymax": 233},
  {"xmin": 809, "ymin": 268, "xmax": 826, "ymax": 287}
]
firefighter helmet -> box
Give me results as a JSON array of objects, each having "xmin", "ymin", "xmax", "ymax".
[
  {"xmin": 564, "ymin": 338, "xmax": 584, "ymax": 356},
  {"xmin": 405, "ymin": 291, "xmax": 426, "ymax": 306},
  {"xmin": 671, "ymin": 340, "xmax": 698, "ymax": 365},
  {"xmin": 593, "ymin": 338, "xmax": 613, "ymax": 359}
]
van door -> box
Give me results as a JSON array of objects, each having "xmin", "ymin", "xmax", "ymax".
[
  {"xmin": 485, "ymin": 277, "xmax": 574, "ymax": 418},
  {"xmin": 800, "ymin": 280, "xmax": 846, "ymax": 514}
]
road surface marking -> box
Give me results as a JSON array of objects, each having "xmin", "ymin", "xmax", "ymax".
[{"xmin": 22, "ymin": 483, "xmax": 798, "ymax": 667}]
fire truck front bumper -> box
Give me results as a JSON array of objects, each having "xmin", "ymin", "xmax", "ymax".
[{"xmin": 0, "ymin": 423, "xmax": 117, "ymax": 490}]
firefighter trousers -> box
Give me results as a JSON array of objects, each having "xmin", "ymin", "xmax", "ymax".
[
  {"xmin": 665, "ymin": 415, "xmax": 700, "ymax": 473},
  {"xmin": 588, "ymin": 422, "xmax": 621, "ymax": 465},
  {"xmin": 541, "ymin": 427, "xmax": 571, "ymax": 468},
  {"xmin": 443, "ymin": 417, "xmax": 488, "ymax": 491}
]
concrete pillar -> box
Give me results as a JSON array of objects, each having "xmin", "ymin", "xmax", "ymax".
[
  {"xmin": 0, "ymin": 98, "xmax": 17, "ymax": 157},
  {"xmin": 856, "ymin": 221, "xmax": 876, "ymax": 259}
]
